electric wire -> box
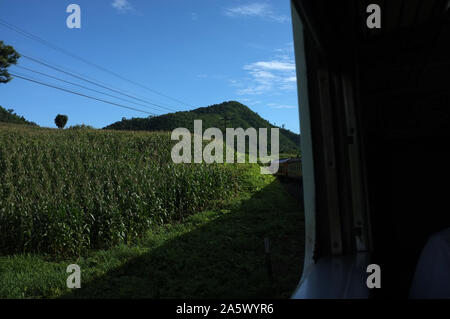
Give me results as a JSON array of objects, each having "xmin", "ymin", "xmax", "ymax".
[
  {"xmin": 10, "ymin": 72, "xmax": 157, "ymax": 115},
  {"xmin": 0, "ymin": 18, "xmax": 195, "ymax": 108},
  {"xmin": 21, "ymin": 54, "xmax": 177, "ymax": 113},
  {"xmin": 13, "ymin": 65, "xmax": 165, "ymax": 114}
]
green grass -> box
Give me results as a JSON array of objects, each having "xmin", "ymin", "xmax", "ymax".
[
  {"xmin": 0, "ymin": 124, "xmax": 245, "ymax": 257},
  {"xmin": 0, "ymin": 166, "xmax": 305, "ymax": 299},
  {"xmin": 0, "ymin": 123, "xmax": 304, "ymax": 298}
]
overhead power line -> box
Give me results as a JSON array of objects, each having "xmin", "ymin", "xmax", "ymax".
[
  {"xmin": 21, "ymin": 54, "xmax": 177, "ymax": 113},
  {"xmin": 0, "ymin": 18, "xmax": 195, "ymax": 109},
  {"xmin": 14, "ymin": 65, "xmax": 165, "ymax": 114},
  {"xmin": 10, "ymin": 72, "xmax": 156, "ymax": 116},
  {"xmin": 23, "ymin": 54, "xmax": 179, "ymax": 112}
]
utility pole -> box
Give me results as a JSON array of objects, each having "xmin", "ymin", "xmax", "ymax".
[
  {"xmin": 219, "ymin": 115, "xmax": 232, "ymax": 133},
  {"xmin": 219, "ymin": 114, "xmax": 232, "ymax": 144}
]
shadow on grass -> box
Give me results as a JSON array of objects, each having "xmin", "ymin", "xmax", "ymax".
[
  {"xmin": 277, "ymin": 177, "xmax": 304, "ymax": 210},
  {"xmin": 61, "ymin": 179, "xmax": 305, "ymax": 299}
]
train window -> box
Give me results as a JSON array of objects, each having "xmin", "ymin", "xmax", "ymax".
[{"xmin": 291, "ymin": 0, "xmax": 450, "ymax": 299}]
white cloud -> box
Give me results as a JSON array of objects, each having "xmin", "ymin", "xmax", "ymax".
[
  {"xmin": 112, "ymin": 0, "xmax": 132, "ymax": 12},
  {"xmin": 244, "ymin": 61, "xmax": 295, "ymax": 72},
  {"xmin": 191, "ymin": 12, "xmax": 199, "ymax": 21},
  {"xmin": 268, "ymin": 103, "xmax": 296, "ymax": 109},
  {"xmin": 249, "ymin": 70, "xmax": 276, "ymax": 80},
  {"xmin": 234, "ymin": 55, "xmax": 297, "ymax": 95},
  {"xmin": 224, "ymin": 3, "xmax": 289, "ymax": 23},
  {"xmin": 284, "ymin": 76, "xmax": 297, "ymax": 82},
  {"xmin": 275, "ymin": 46, "xmax": 294, "ymax": 55},
  {"xmin": 238, "ymin": 84, "xmax": 271, "ymax": 95},
  {"xmin": 225, "ymin": 3, "xmax": 267, "ymax": 17}
]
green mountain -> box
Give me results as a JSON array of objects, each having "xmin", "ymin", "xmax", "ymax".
[
  {"xmin": 104, "ymin": 101, "xmax": 300, "ymax": 154},
  {"xmin": 0, "ymin": 106, "xmax": 37, "ymax": 126}
]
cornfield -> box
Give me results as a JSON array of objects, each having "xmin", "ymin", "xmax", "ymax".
[{"xmin": 0, "ymin": 124, "xmax": 246, "ymax": 258}]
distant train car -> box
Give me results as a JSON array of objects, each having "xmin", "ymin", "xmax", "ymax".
[{"xmin": 275, "ymin": 157, "xmax": 302, "ymax": 180}]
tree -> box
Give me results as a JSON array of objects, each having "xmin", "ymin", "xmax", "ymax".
[
  {"xmin": 55, "ymin": 114, "xmax": 68, "ymax": 129},
  {"xmin": 0, "ymin": 41, "xmax": 20, "ymax": 84}
]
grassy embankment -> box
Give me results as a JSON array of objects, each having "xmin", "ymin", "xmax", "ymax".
[{"xmin": 0, "ymin": 123, "xmax": 304, "ymax": 298}]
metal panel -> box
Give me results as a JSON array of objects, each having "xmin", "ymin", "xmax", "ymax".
[
  {"xmin": 316, "ymin": 70, "xmax": 343, "ymax": 256},
  {"xmin": 292, "ymin": 253, "xmax": 371, "ymax": 299},
  {"xmin": 416, "ymin": 0, "xmax": 438, "ymax": 23},
  {"xmin": 385, "ymin": 0, "xmax": 404, "ymax": 31},
  {"xmin": 400, "ymin": 0, "xmax": 422, "ymax": 27},
  {"xmin": 341, "ymin": 75, "xmax": 372, "ymax": 252},
  {"xmin": 291, "ymin": 0, "xmax": 317, "ymax": 284}
]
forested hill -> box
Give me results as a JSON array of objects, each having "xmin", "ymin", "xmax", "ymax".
[
  {"xmin": 0, "ymin": 106, "xmax": 37, "ymax": 126},
  {"xmin": 104, "ymin": 101, "xmax": 300, "ymax": 154}
]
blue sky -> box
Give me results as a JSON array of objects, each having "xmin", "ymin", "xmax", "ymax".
[{"xmin": 0, "ymin": 0, "xmax": 300, "ymax": 133}]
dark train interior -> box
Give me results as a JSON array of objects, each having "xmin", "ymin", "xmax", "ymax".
[{"xmin": 291, "ymin": 0, "xmax": 450, "ymax": 298}]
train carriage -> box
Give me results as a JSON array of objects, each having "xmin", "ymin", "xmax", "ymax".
[{"xmin": 275, "ymin": 158, "xmax": 302, "ymax": 180}]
